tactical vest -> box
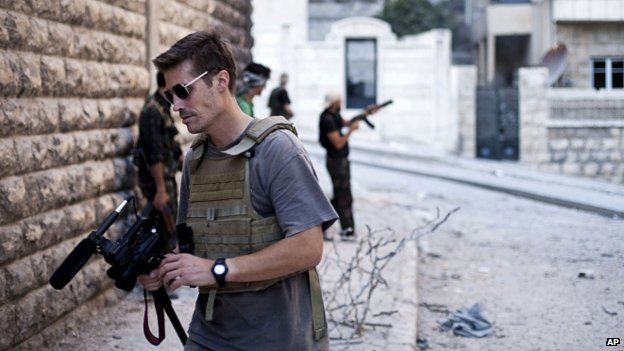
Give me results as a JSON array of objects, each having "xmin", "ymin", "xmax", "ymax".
[{"xmin": 186, "ymin": 116, "xmax": 327, "ymax": 341}]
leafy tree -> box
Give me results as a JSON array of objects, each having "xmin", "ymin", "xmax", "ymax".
[{"xmin": 377, "ymin": 0, "xmax": 457, "ymax": 37}]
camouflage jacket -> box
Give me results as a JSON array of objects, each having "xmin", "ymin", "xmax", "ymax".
[{"xmin": 134, "ymin": 92, "xmax": 182, "ymax": 187}]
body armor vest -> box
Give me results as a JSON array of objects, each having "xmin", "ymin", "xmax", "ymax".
[{"xmin": 186, "ymin": 116, "xmax": 327, "ymax": 340}]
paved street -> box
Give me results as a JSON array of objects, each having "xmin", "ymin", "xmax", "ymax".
[
  {"xmin": 343, "ymin": 159, "xmax": 622, "ymax": 351},
  {"xmin": 41, "ymin": 145, "xmax": 623, "ymax": 351}
]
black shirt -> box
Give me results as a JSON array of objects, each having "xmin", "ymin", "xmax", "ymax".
[
  {"xmin": 318, "ymin": 108, "xmax": 348, "ymax": 158},
  {"xmin": 268, "ymin": 87, "xmax": 291, "ymax": 118}
]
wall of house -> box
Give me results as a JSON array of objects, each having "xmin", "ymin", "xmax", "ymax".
[
  {"xmin": 519, "ymin": 68, "xmax": 624, "ymax": 183},
  {"xmin": 0, "ymin": 1, "xmax": 252, "ymax": 349},
  {"xmin": 556, "ymin": 22, "xmax": 624, "ymax": 88}
]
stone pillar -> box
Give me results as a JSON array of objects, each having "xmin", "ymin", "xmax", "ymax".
[
  {"xmin": 455, "ymin": 65, "xmax": 477, "ymax": 157},
  {"xmin": 519, "ymin": 67, "xmax": 549, "ymax": 164},
  {"xmin": 146, "ymin": 0, "xmax": 161, "ymax": 89}
]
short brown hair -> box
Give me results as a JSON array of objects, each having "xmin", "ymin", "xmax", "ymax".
[{"xmin": 153, "ymin": 31, "xmax": 237, "ymax": 93}]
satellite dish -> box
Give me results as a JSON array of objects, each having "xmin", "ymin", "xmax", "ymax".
[{"xmin": 540, "ymin": 42, "xmax": 568, "ymax": 86}]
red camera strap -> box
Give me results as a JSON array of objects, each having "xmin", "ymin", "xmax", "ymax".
[{"xmin": 143, "ymin": 289, "xmax": 166, "ymax": 345}]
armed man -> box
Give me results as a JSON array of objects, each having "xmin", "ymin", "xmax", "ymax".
[
  {"xmin": 137, "ymin": 31, "xmax": 338, "ymax": 350},
  {"xmin": 134, "ymin": 71, "xmax": 182, "ymax": 250},
  {"xmin": 319, "ymin": 92, "xmax": 379, "ymax": 241}
]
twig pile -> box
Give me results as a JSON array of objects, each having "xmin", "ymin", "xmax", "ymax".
[{"xmin": 320, "ymin": 207, "xmax": 459, "ymax": 345}]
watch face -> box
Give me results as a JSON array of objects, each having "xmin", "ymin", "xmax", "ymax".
[{"xmin": 214, "ymin": 264, "xmax": 226, "ymax": 275}]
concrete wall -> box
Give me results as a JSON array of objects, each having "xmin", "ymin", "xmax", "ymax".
[
  {"xmin": 553, "ymin": 0, "xmax": 624, "ymax": 21},
  {"xmin": 519, "ymin": 68, "xmax": 624, "ymax": 183},
  {"xmin": 0, "ymin": 1, "xmax": 252, "ymax": 349}
]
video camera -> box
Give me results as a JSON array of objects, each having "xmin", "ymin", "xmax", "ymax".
[{"xmin": 49, "ymin": 196, "xmax": 190, "ymax": 345}]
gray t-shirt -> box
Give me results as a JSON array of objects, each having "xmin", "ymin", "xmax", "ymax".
[{"xmin": 178, "ymin": 123, "xmax": 337, "ymax": 351}]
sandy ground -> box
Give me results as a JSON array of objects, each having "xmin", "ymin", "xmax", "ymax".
[{"xmin": 39, "ymin": 157, "xmax": 623, "ymax": 351}]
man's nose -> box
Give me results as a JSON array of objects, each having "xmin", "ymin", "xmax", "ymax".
[{"xmin": 172, "ymin": 96, "xmax": 184, "ymax": 112}]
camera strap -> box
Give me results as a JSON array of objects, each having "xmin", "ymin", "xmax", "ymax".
[{"xmin": 143, "ymin": 289, "xmax": 166, "ymax": 345}]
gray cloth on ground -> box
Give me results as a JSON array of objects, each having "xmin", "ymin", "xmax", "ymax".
[
  {"xmin": 440, "ymin": 303, "xmax": 492, "ymax": 338},
  {"xmin": 177, "ymin": 122, "xmax": 338, "ymax": 351}
]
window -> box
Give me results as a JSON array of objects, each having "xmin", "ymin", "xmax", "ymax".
[
  {"xmin": 591, "ymin": 57, "xmax": 624, "ymax": 90},
  {"xmin": 345, "ymin": 38, "xmax": 377, "ymax": 109}
]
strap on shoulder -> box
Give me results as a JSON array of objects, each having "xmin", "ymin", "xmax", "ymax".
[{"xmin": 222, "ymin": 116, "xmax": 297, "ymax": 156}]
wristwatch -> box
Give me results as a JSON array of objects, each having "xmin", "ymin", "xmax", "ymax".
[{"xmin": 211, "ymin": 258, "xmax": 228, "ymax": 288}]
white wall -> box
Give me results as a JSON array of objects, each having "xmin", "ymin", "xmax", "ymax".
[{"xmin": 252, "ymin": 1, "xmax": 457, "ymax": 151}]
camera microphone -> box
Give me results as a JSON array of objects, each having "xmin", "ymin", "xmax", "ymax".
[
  {"xmin": 49, "ymin": 198, "xmax": 130, "ymax": 290},
  {"xmin": 49, "ymin": 238, "xmax": 97, "ymax": 289},
  {"xmin": 95, "ymin": 199, "xmax": 129, "ymax": 237}
]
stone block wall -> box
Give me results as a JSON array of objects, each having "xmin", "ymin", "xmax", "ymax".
[
  {"xmin": 546, "ymin": 90, "xmax": 624, "ymax": 182},
  {"xmin": 0, "ymin": 1, "xmax": 252, "ymax": 349},
  {"xmin": 519, "ymin": 68, "xmax": 624, "ymax": 184}
]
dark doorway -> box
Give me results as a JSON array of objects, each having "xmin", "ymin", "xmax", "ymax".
[
  {"xmin": 494, "ymin": 35, "xmax": 530, "ymax": 87},
  {"xmin": 345, "ymin": 38, "xmax": 377, "ymax": 109}
]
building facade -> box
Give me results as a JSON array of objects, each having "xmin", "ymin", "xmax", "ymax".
[
  {"xmin": 466, "ymin": 0, "xmax": 624, "ymax": 183},
  {"xmin": 466, "ymin": 0, "xmax": 624, "ymax": 89},
  {"xmin": 252, "ymin": 0, "xmax": 471, "ymax": 152}
]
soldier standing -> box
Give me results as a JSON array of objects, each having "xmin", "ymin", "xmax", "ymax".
[
  {"xmin": 268, "ymin": 73, "xmax": 294, "ymax": 119},
  {"xmin": 134, "ymin": 71, "xmax": 182, "ymax": 250},
  {"xmin": 318, "ymin": 92, "xmax": 378, "ymax": 241}
]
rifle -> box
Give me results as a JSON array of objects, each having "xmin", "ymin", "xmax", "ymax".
[{"xmin": 348, "ymin": 99, "xmax": 393, "ymax": 129}]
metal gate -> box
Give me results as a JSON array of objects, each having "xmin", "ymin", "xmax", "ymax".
[{"xmin": 476, "ymin": 86, "xmax": 519, "ymax": 160}]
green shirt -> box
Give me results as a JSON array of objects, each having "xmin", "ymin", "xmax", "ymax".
[{"xmin": 236, "ymin": 95, "xmax": 254, "ymax": 117}]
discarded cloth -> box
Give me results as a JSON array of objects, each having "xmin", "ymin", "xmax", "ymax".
[{"xmin": 439, "ymin": 303, "xmax": 492, "ymax": 338}]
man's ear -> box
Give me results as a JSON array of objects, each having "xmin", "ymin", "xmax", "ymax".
[{"xmin": 215, "ymin": 70, "xmax": 230, "ymax": 92}]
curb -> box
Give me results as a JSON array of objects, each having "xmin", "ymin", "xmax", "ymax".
[{"xmin": 301, "ymin": 136, "xmax": 624, "ymax": 219}]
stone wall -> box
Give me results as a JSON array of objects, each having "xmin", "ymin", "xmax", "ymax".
[
  {"xmin": 519, "ymin": 68, "xmax": 624, "ymax": 184},
  {"xmin": 0, "ymin": 1, "xmax": 252, "ymax": 349},
  {"xmin": 556, "ymin": 22, "xmax": 624, "ymax": 88},
  {"xmin": 546, "ymin": 90, "xmax": 624, "ymax": 182}
]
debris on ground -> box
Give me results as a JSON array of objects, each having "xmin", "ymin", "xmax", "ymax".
[
  {"xmin": 577, "ymin": 270, "xmax": 595, "ymax": 279},
  {"xmin": 439, "ymin": 303, "xmax": 492, "ymax": 338}
]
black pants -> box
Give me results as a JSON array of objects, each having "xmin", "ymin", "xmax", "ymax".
[{"xmin": 326, "ymin": 156, "xmax": 354, "ymax": 231}]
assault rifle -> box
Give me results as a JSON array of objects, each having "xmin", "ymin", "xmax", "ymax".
[
  {"xmin": 49, "ymin": 197, "xmax": 189, "ymax": 346},
  {"xmin": 348, "ymin": 99, "xmax": 393, "ymax": 129}
]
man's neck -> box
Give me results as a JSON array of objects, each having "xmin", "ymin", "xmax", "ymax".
[{"xmin": 208, "ymin": 97, "xmax": 253, "ymax": 147}]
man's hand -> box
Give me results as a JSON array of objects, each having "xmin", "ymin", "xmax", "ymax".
[
  {"xmin": 137, "ymin": 270, "xmax": 163, "ymax": 291},
  {"xmin": 158, "ymin": 253, "xmax": 216, "ymax": 291},
  {"xmin": 348, "ymin": 120, "xmax": 360, "ymax": 132},
  {"xmin": 365, "ymin": 104, "xmax": 379, "ymax": 115},
  {"xmin": 153, "ymin": 188, "xmax": 170, "ymax": 211}
]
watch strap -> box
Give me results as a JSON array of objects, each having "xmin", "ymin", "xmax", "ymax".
[{"xmin": 212, "ymin": 258, "xmax": 227, "ymax": 288}]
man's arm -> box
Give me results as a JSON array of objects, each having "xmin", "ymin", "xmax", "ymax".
[
  {"xmin": 150, "ymin": 162, "xmax": 169, "ymax": 209},
  {"xmin": 157, "ymin": 225, "xmax": 323, "ymax": 290},
  {"xmin": 327, "ymin": 121, "xmax": 359, "ymax": 150}
]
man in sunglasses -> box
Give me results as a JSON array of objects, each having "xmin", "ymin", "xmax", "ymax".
[
  {"xmin": 137, "ymin": 31, "xmax": 337, "ymax": 351},
  {"xmin": 134, "ymin": 71, "xmax": 182, "ymax": 250}
]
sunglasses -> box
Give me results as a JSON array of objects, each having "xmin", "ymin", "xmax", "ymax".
[{"xmin": 163, "ymin": 71, "xmax": 209, "ymax": 104}]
